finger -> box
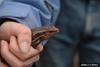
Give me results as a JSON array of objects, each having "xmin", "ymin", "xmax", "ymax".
[
  {"xmin": 21, "ymin": 43, "xmax": 43, "ymax": 61},
  {"xmin": 9, "ymin": 36, "xmax": 20, "ymax": 55},
  {"xmin": 9, "ymin": 36, "xmax": 24, "ymax": 60},
  {"xmin": 0, "ymin": 56, "xmax": 8, "ymax": 67},
  {"xmin": 0, "ymin": 61, "xmax": 8, "ymax": 67},
  {"xmin": 1, "ymin": 40, "xmax": 24, "ymax": 67},
  {"xmin": 18, "ymin": 28, "xmax": 32, "ymax": 54},
  {"xmin": 35, "ymin": 44, "xmax": 43, "ymax": 53},
  {"xmin": 21, "ymin": 44, "xmax": 43, "ymax": 61},
  {"xmin": 24, "ymin": 55, "xmax": 40, "ymax": 66},
  {"xmin": 25, "ymin": 43, "xmax": 43, "ymax": 57},
  {"xmin": 21, "ymin": 46, "xmax": 41, "ymax": 61},
  {"xmin": 9, "ymin": 36, "xmax": 40, "ymax": 61}
]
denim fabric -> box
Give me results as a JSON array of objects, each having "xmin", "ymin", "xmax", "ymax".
[{"xmin": 36, "ymin": 0, "xmax": 100, "ymax": 67}]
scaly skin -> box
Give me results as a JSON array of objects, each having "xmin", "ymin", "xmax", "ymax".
[{"xmin": 31, "ymin": 26, "xmax": 59, "ymax": 48}]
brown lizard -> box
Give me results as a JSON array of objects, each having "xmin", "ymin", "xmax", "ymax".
[{"xmin": 31, "ymin": 26, "xmax": 59, "ymax": 48}]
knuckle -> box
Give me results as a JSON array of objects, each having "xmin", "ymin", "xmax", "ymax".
[
  {"xmin": 20, "ymin": 53, "xmax": 33, "ymax": 61},
  {"xmin": 22, "ymin": 28, "xmax": 31, "ymax": 35},
  {"xmin": 20, "ymin": 55, "xmax": 27, "ymax": 61},
  {"xmin": 35, "ymin": 55, "xmax": 40, "ymax": 62},
  {"xmin": 20, "ymin": 57, "xmax": 25, "ymax": 61},
  {"xmin": 15, "ymin": 62, "xmax": 24, "ymax": 67},
  {"xmin": 35, "ymin": 58, "xmax": 40, "ymax": 62}
]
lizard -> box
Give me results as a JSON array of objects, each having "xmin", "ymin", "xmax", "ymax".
[{"xmin": 31, "ymin": 26, "xmax": 59, "ymax": 48}]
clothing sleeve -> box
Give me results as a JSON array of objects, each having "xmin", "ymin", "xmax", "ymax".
[{"xmin": 0, "ymin": 0, "xmax": 60, "ymax": 28}]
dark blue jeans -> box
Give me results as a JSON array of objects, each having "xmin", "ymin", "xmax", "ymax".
[{"xmin": 36, "ymin": 0, "xmax": 100, "ymax": 67}]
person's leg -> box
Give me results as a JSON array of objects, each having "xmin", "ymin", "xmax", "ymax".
[
  {"xmin": 36, "ymin": 0, "xmax": 87, "ymax": 67},
  {"xmin": 79, "ymin": 1, "xmax": 100, "ymax": 66},
  {"xmin": 79, "ymin": 31, "xmax": 100, "ymax": 66}
]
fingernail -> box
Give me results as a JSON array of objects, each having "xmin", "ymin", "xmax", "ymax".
[{"xmin": 20, "ymin": 42, "xmax": 29, "ymax": 53}]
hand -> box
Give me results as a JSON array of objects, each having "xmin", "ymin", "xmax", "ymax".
[
  {"xmin": 0, "ymin": 59, "xmax": 8, "ymax": 67},
  {"xmin": 0, "ymin": 36, "xmax": 43, "ymax": 67},
  {"xmin": 0, "ymin": 21, "xmax": 32, "ymax": 53}
]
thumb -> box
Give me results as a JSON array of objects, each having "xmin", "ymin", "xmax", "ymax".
[{"xmin": 17, "ymin": 29, "xmax": 32, "ymax": 54}]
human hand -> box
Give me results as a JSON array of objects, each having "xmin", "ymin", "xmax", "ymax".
[
  {"xmin": 0, "ymin": 21, "xmax": 32, "ymax": 53},
  {"xmin": 0, "ymin": 58, "xmax": 8, "ymax": 67},
  {"xmin": 0, "ymin": 36, "xmax": 43, "ymax": 67}
]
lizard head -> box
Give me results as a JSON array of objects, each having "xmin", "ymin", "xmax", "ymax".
[
  {"xmin": 31, "ymin": 26, "xmax": 59, "ymax": 40},
  {"xmin": 31, "ymin": 26, "xmax": 59, "ymax": 47}
]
